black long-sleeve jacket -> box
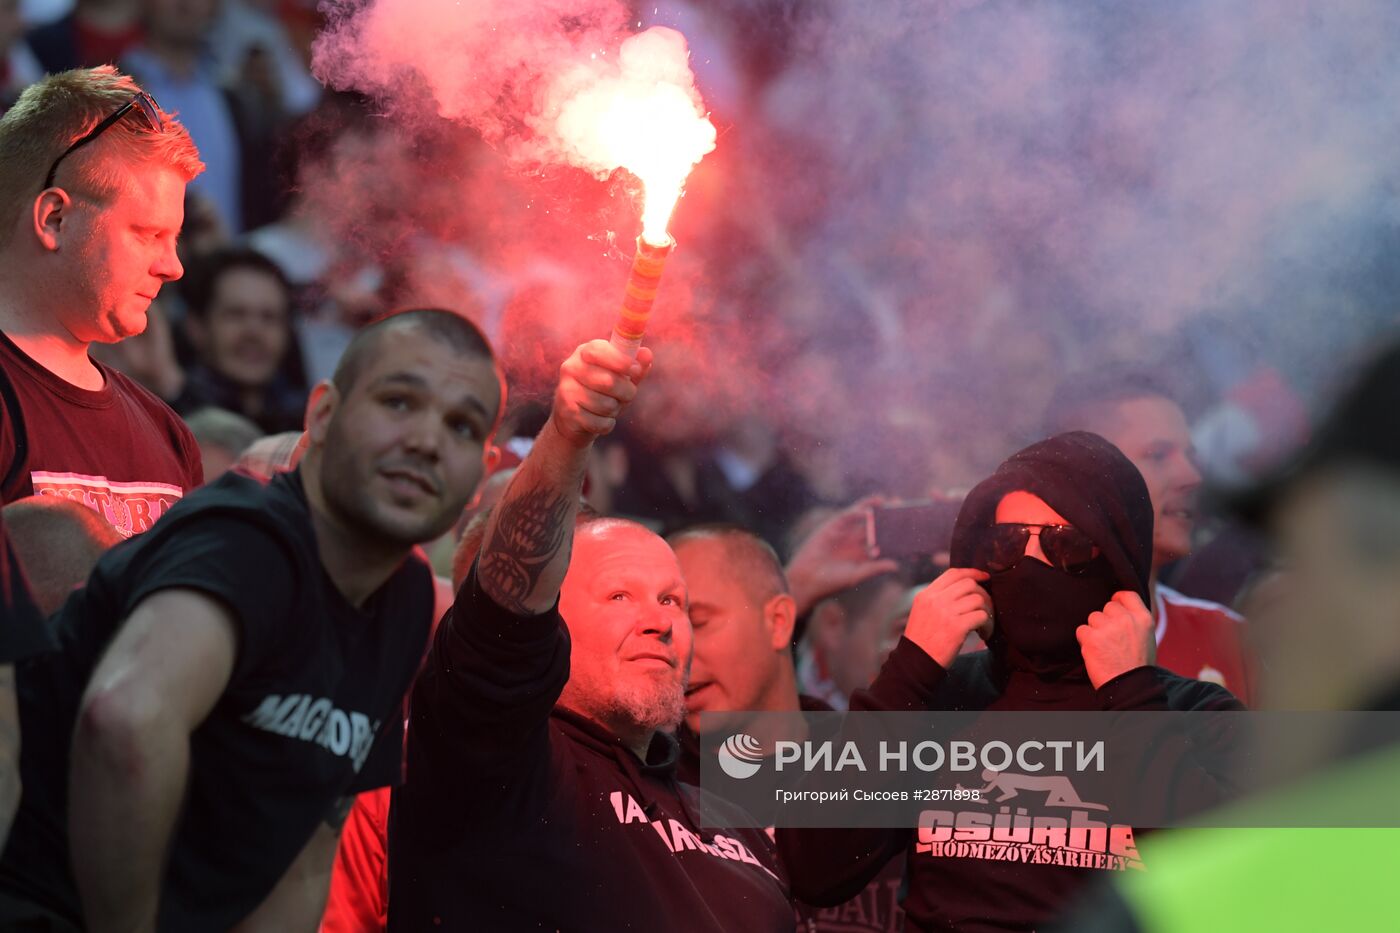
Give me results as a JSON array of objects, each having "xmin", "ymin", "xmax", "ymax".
[{"xmin": 389, "ymin": 568, "xmax": 794, "ymax": 932}]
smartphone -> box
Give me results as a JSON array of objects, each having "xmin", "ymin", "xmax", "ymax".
[{"xmin": 866, "ymin": 500, "xmax": 962, "ymax": 560}]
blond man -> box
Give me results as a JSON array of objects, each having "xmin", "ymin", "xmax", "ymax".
[{"xmin": 0, "ymin": 66, "xmax": 205, "ymax": 535}]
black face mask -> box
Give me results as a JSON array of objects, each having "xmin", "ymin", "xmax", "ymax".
[{"xmin": 983, "ymin": 557, "xmax": 1119, "ymax": 676}]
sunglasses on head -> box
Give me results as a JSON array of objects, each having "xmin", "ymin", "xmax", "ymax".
[
  {"xmin": 43, "ymin": 91, "xmax": 163, "ymax": 191},
  {"xmin": 978, "ymin": 523, "xmax": 1101, "ymax": 575}
]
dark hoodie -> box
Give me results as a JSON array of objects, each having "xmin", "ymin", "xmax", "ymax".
[
  {"xmin": 677, "ymin": 698, "xmax": 907, "ymax": 933},
  {"xmin": 775, "ymin": 433, "xmax": 1243, "ymax": 932},
  {"xmin": 389, "ymin": 568, "xmax": 794, "ymax": 932}
]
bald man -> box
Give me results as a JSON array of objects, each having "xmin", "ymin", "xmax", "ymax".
[
  {"xmin": 670, "ymin": 525, "xmax": 801, "ymax": 739},
  {"xmin": 388, "ymin": 339, "xmax": 794, "ymax": 932},
  {"xmin": 670, "ymin": 524, "xmax": 905, "ymax": 933}
]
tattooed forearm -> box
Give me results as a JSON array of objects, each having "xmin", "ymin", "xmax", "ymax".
[{"xmin": 479, "ymin": 483, "xmax": 574, "ymax": 613}]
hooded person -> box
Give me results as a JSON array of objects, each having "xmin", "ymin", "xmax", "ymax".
[
  {"xmin": 950, "ymin": 430, "xmax": 1154, "ymax": 696},
  {"xmin": 776, "ymin": 432, "xmax": 1243, "ymax": 933}
]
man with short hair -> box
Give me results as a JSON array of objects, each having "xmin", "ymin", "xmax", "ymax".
[
  {"xmin": 1, "ymin": 496, "xmax": 121, "ymax": 615},
  {"xmin": 1045, "ymin": 370, "xmax": 1255, "ymax": 702},
  {"xmin": 0, "ymin": 66, "xmax": 204, "ymax": 534},
  {"xmin": 170, "ymin": 248, "xmax": 306, "ymax": 434},
  {"xmin": 389, "ymin": 340, "xmax": 794, "ymax": 931},
  {"xmin": 670, "ymin": 525, "xmax": 905, "ymax": 933},
  {"xmin": 0, "ymin": 308, "xmax": 506, "ymax": 932},
  {"xmin": 670, "ymin": 525, "xmax": 801, "ymax": 737}
]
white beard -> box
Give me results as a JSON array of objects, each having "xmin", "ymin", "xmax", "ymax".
[
  {"xmin": 607, "ymin": 675, "xmax": 687, "ymax": 734},
  {"xmin": 563, "ymin": 666, "xmax": 687, "ymax": 737}
]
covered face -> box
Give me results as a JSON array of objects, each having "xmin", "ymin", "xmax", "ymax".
[{"xmin": 949, "ymin": 432, "xmax": 1154, "ymax": 676}]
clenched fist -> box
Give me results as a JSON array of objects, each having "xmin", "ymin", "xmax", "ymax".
[
  {"xmin": 1078, "ymin": 591, "xmax": 1156, "ymax": 688},
  {"xmin": 550, "ymin": 340, "xmax": 653, "ymax": 447},
  {"xmin": 903, "ymin": 568, "xmax": 994, "ymax": 669}
]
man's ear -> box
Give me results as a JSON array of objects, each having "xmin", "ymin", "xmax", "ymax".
[
  {"xmin": 33, "ymin": 190, "xmax": 72, "ymax": 252},
  {"xmin": 765, "ymin": 593, "xmax": 799, "ymax": 652},
  {"xmin": 304, "ymin": 381, "xmax": 337, "ymax": 444}
]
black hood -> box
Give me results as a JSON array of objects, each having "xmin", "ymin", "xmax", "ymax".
[{"xmin": 950, "ymin": 431, "xmax": 1154, "ymax": 601}]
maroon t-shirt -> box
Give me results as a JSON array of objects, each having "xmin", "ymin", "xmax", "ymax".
[{"xmin": 0, "ymin": 331, "xmax": 202, "ymax": 537}]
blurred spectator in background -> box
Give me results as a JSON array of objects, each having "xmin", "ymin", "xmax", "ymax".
[
  {"xmin": 1063, "ymin": 344, "xmax": 1400, "ymax": 932},
  {"xmin": 176, "ymin": 188, "xmax": 231, "ymax": 267},
  {"xmin": 0, "ymin": 67, "xmax": 204, "ymax": 534},
  {"xmin": 170, "ymin": 247, "xmax": 307, "ymax": 433},
  {"xmin": 611, "ymin": 347, "xmax": 817, "ymax": 544},
  {"xmin": 245, "ymin": 92, "xmax": 371, "ymax": 289},
  {"xmin": 782, "ymin": 500, "xmax": 908, "ymax": 710},
  {"xmin": 0, "ymin": 0, "xmax": 41, "ymax": 112},
  {"xmin": 713, "ymin": 413, "xmax": 821, "ymax": 550},
  {"xmin": 2, "ymin": 496, "xmax": 119, "ymax": 615},
  {"xmin": 120, "ymin": 0, "xmax": 241, "ymax": 231},
  {"xmin": 209, "ymin": 0, "xmax": 319, "ymax": 118},
  {"xmin": 797, "ymin": 572, "xmax": 910, "ymax": 711},
  {"xmin": 121, "ymin": 0, "xmax": 286, "ymax": 234},
  {"xmin": 245, "ymin": 96, "xmax": 389, "ymax": 384},
  {"xmin": 182, "ymin": 406, "xmax": 262, "ymax": 481},
  {"xmin": 1046, "ymin": 370, "xmax": 1256, "ymax": 704},
  {"xmin": 1151, "ymin": 318, "xmax": 1308, "ymax": 609},
  {"xmin": 25, "ymin": 0, "xmax": 142, "ymax": 73}
]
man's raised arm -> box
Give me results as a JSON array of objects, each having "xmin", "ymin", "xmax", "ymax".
[{"xmin": 477, "ymin": 340, "xmax": 651, "ymax": 615}]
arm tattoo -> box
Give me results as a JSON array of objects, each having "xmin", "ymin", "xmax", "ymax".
[
  {"xmin": 324, "ymin": 795, "xmax": 354, "ymax": 831},
  {"xmin": 478, "ymin": 484, "xmax": 573, "ymax": 613}
]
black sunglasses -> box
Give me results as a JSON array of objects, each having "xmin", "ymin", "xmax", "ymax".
[
  {"xmin": 42, "ymin": 92, "xmax": 163, "ymax": 191},
  {"xmin": 978, "ymin": 523, "xmax": 1101, "ymax": 575}
]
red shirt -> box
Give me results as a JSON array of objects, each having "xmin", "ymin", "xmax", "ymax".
[
  {"xmin": 1154, "ymin": 583, "xmax": 1255, "ymax": 705},
  {"xmin": 0, "ymin": 332, "xmax": 202, "ymax": 536}
]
